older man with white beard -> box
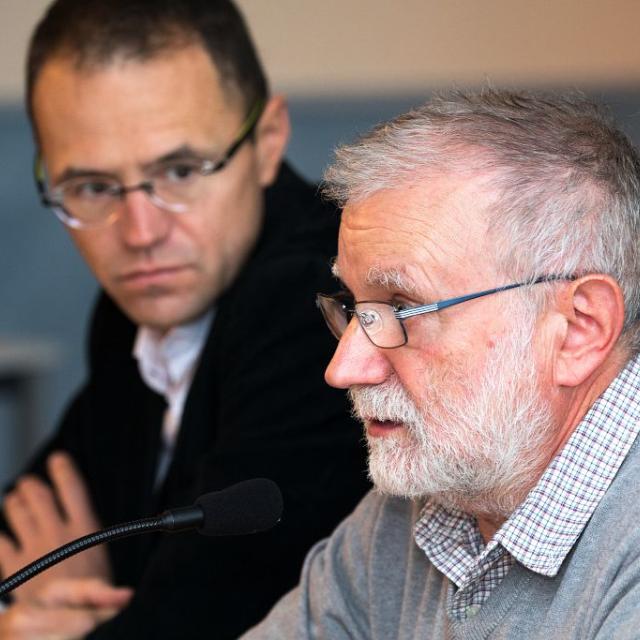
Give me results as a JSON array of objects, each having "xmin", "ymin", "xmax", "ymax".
[{"xmin": 241, "ymin": 89, "xmax": 640, "ymax": 640}]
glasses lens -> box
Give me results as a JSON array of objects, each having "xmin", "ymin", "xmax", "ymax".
[
  {"xmin": 355, "ymin": 302, "xmax": 406, "ymax": 348},
  {"xmin": 54, "ymin": 177, "xmax": 121, "ymax": 226},
  {"xmin": 150, "ymin": 159, "xmax": 211, "ymax": 206},
  {"xmin": 316, "ymin": 294, "xmax": 351, "ymax": 340}
]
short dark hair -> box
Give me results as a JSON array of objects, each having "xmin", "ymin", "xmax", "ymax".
[{"xmin": 26, "ymin": 0, "xmax": 268, "ymax": 123}]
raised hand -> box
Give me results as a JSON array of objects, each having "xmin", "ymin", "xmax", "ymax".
[
  {"xmin": 0, "ymin": 452, "xmax": 112, "ymax": 600},
  {"xmin": 0, "ymin": 577, "xmax": 133, "ymax": 640}
]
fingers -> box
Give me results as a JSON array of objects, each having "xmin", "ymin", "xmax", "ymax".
[
  {"xmin": 0, "ymin": 532, "xmax": 18, "ymax": 556},
  {"xmin": 14, "ymin": 475, "xmax": 62, "ymax": 533},
  {"xmin": 38, "ymin": 577, "xmax": 133, "ymax": 609},
  {"xmin": 0, "ymin": 579, "xmax": 134, "ymax": 640},
  {"xmin": 5, "ymin": 474, "xmax": 67, "ymax": 554},
  {"xmin": 3, "ymin": 491, "xmax": 39, "ymax": 542},
  {"xmin": 0, "ymin": 454, "xmax": 113, "ymax": 601},
  {"xmin": 0, "ymin": 532, "xmax": 19, "ymax": 577},
  {"xmin": 0, "ymin": 600, "xmax": 125, "ymax": 640},
  {"xmin": 47, "ymin": 452, "xmax": 99, "ymax": 530}
]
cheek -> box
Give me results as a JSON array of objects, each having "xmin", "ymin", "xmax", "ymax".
[
  {"xmin": 192, "ymin": 180, "xmax": 264, "ymax": 273},
  {"xmin": 389, "ymin": 340, "xmax": 486, "ymax": 407},
  {"xmin": 201, "ymin": 190, "xmax": 261, "ymax": 249},
  {"xmin": 386, "ymin": 345, "xmax": 445, "ymax": 399},
  {"xmin": 68, "ymin": 230, "xmax": 116, "ymax": 280},
  {"xmin": 201, "ymin": 153, "xmax": 262, "ymax": 230}
]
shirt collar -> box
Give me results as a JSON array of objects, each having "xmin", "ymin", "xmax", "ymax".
[
  {"xmin": 133, "ymin": 309, "xmax": 214, "ymax": 399},
  {"xmin": 497, "ymin": 352, "xmax": 640, "ymax": 576},
  {"xmin": 415, "ymin": 352, "xmax": 640, "ymax": 579}
]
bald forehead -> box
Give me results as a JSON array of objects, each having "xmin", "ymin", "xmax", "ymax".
[{"xmin": 335, "ymin": 177, "xmax": 499, "ymax": 295}]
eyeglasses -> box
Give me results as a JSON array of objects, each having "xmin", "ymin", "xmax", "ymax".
[
  {"xmin": 34, "ymin": 99, "xmax": 265, "ymax": 229},
  {"xmin": 316, "ymin": 275, "xmax": 574, "ymax": 349}
]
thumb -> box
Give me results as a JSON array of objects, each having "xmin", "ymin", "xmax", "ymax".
[{"xmin": 38, "ymin": 577, "xmax": 134, "ymax": 609}]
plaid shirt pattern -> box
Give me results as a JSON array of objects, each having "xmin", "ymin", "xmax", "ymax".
[{"xmin": 414, "ymin": 354, "xmax": 640, "ymax": 621}]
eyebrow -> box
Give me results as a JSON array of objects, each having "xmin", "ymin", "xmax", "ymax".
[
  {"xmin": 365, "ymin": 266, "xmax": 417, "ymax": 296},
  {"xmin": 53, "ymin": 167, "xmax": 119, "ymax": 185},
  {"xmin": 330, "ymin": 260, "xmax": 417, "ymax": 296},
  {"xmin": 52, "ymin": 145, "xmax": 213, "ymax": 185},
  {"xmin": 144, "ymin": 145, "xmax": 210, "ymax": 167}
]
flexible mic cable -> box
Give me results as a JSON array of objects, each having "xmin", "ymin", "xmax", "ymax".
[{"xmin": 0, "ymin": 478, "xmax": 282, "ymax": 597}]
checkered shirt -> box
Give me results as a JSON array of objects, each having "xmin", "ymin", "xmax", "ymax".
[{"xmin": 413, "ymin": 353, "xmax": 640, "ymax": 622}]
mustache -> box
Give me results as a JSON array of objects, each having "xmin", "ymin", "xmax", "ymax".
[{"xmin": 348, "ymin": 378, "xmax": 424, "ymax": 427}]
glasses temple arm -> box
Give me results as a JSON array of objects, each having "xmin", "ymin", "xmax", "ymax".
[
  {"xmin": 211, "ymin": 98, "xmax": 266, "ymax": 172},
  {"xmin": 434, "ymin": 275, "xmax": 574, "ymax": 312}
]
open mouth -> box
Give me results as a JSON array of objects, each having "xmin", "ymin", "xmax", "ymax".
[{"xmin": 365, "ymin": 418, "xmax": 404, "ymax": 438}]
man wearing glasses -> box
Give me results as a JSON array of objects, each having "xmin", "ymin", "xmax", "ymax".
[
  {"xmin": 0, "ymin": 0, "xmax": 368, "ymax": 637},
  {"xmin": 243, "ymin": 90, "xmax": 640, "ymax": 638}
]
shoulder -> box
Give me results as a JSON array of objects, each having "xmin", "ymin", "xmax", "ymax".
[
  {"xmin": 584, "ymin": 437, "xmax": 640, "ymax": 552},
  {"xmin": 565, "ymin": 437, "xmax": 640, "ymax": 599},
  {"xmin": 561, "ymin": 438, "xmax": 640, "ymax": 637},
  {"xmin": 256, "ymin": 162, "xmax": 340, "ymax": 266},
  {"xmin": 216, "ymin": 164, "xmax": 339, "ymax": 330}
]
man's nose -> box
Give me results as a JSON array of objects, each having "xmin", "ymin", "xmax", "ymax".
[
  {"xmin": 324, "ymin": 318, "xmax": 392, "ymax": 389},
  {"xmin": 117, "ymin": 188, "xmax": 173, "ymax": 250}
]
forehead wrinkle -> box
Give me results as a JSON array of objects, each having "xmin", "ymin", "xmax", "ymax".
[{"xmin": 337, "ymin": 184, "xmax": 469, "ymax": 297}]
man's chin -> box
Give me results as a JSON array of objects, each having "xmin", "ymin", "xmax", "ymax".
[
  {"xmin": 365, "ymin": 434, "xmax": 429, "ymax": 499},
  {"xmin": 367, "ymin": 470, "xmax": 427, "ymax": 500},
  {"xmin": 115, "ymin": 292, "xmax": 210, "ymax": 331}
]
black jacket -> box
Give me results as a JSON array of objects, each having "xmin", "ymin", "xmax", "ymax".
[{"xmin": 14, "ymin": 164, "xmax": 370, "ymax": 638}]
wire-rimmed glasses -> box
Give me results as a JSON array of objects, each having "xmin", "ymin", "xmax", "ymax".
[
  {"xmin": 316, "ymin": 275, "xmax": 574, "ymax": 349},
  {"xmin": 34, "ymin": 99, "xmax": 265, "ymax": 229}
]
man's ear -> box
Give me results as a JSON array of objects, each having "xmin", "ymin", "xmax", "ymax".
[
  {"xmin": 254, "ymin": 95, "xmax": 290, "ymax": 187},
  {"xmin": 554, "ymin": 275, "xmax": 625, "ymax": 387}
]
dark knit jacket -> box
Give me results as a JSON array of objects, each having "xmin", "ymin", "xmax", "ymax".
[{"xmin": 12, "ymin": 163, "xmax": 369, "ymax": 638}]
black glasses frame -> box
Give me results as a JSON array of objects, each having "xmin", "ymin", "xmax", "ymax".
[{"xmin": 34, "ymin": 99, "xmax": 266, "ymax": 229}]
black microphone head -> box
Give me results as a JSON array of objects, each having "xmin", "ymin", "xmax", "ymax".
[{"xmin": 195, "ymin": 478, "xmax": 283, "ymax": 536}]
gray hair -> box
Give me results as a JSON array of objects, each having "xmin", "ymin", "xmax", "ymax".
[{"xmin": 323, "ymin": 89, "xmax": 640, "ymax": 351}]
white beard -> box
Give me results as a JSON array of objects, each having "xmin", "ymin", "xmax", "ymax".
[{"xmin": 348, "ymin": 320, "xmax": 556, "ymax": 517}]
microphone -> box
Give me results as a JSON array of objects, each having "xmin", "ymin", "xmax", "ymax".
[
  {"xmin": 0, "ymin": 478, "xmax": 282, "ymax": 597},
  {"xmin": 160, "ymin": 478, "xmax": 283, "ymax": 536}
]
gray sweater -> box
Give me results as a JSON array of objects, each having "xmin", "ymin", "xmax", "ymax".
[{"xmin": 242, "ymin": 438, "xmax": 640, "ymax": 639}]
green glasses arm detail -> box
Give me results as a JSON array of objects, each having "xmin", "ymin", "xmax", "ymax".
[
  {"xmin": 33, "ymin": 154, "xmax": 53, "ymax": 206},
  {"xmin": 204, "ymin": 98, "xmax": 266, "ymax": 174}
]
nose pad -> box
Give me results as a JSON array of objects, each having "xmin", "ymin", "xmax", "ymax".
[
  {"xmin": 124, "ymin": 181, "xmax": 189, "ymax": 215},
  {"xmin": 146, "ymin": 191, "xmax": 188, "ymax": 214}
]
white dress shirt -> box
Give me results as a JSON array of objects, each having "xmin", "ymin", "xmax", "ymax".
[{"xmin": 133, "ymin": 310, "xmax": 214, "ymax": 488}]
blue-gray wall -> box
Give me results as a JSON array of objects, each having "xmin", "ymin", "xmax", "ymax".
[{"xmin": 1, "ymin": 90, "xmax": 639, "ymax": 484}]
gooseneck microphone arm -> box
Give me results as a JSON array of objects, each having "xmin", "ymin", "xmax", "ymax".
[
  {"xmin": 0, "ymin": 511, "xmax": 194, "ymax": 597},
  {"xmin": 0, "ymin": 478, "xmax": 283, "ymax": 598}
]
